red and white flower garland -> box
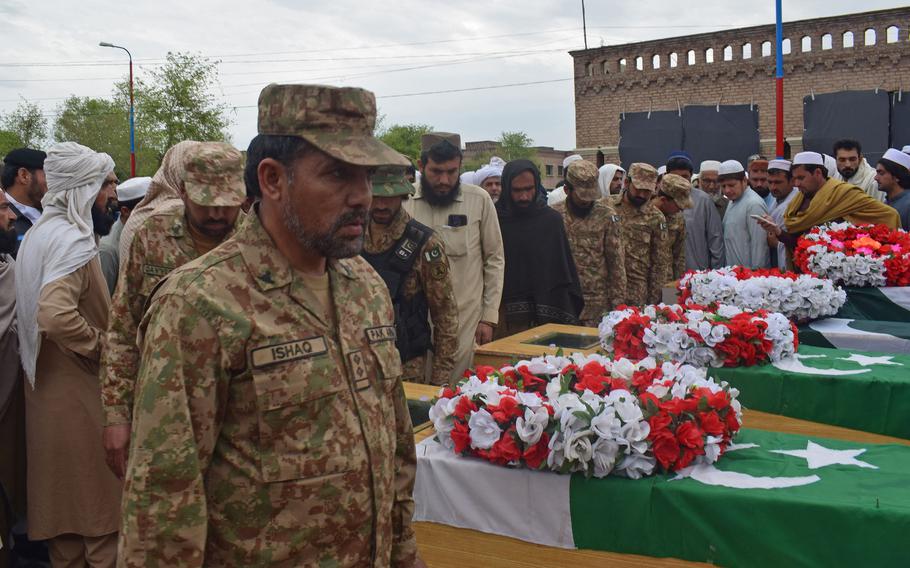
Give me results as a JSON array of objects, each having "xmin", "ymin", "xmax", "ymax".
[
  {"xmin": 598, "ymin": 304, "xmax": 798, "ymax": 368},
  {"xmin": 430, "ymin": 354, "xmax": 742, "ymax": 478},
  {"xmin": 794, "ymin": 222, "xmax": 910, "ymax": 287},
  {"xmin": 677, "ymin": 266, "xmax": 846, "ymax": 321}
]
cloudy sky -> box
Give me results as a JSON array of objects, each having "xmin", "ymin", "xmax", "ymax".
[{"xmin": 1, "ymin": 0, "xmax": 905, "ymax": 152}]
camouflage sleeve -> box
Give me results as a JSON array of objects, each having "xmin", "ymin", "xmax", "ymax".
[
  {"xmin": 390, "ymin": 374, "xmax": 418, "ymax": 566},
  {"xmin": 648, "ymin": 213, "xmax": 671, "ymax": 304},
  {"xmin": 604, "ymin": 214, "xmax": 627, "ymax": 310},
  {"xmin": 417, "ymin": 236, "xmax": 459, "ymax": 385},
  {"xmin": 672, "ymin": 221, "xmax": 686, "ymax": 280},
  {"xmin": 100, "ymin": 230, "xmax": 150, "ymax": 426},
  {"xmin": 119, "ymin": 292, "xmax": 227, "ymax": 568}
]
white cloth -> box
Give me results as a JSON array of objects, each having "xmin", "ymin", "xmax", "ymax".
[
  {"xmin": 15, "ymin": 142, "xmax": 114, "ymax": 385},
  {"xmin": 845, "ymin": 158, "xmax": 884, "ymax": 201},
  {"xmin": 562, "ymin": 154, "xmax": 583, "ymax": 169},
  {"xmin": 597, "ymin": 164, "xmax": 625, "ymax": 198},
  {"xmin": 4, "ymin": 192, "xmax": 41, "ymax": 224},
  {"xmin": 547, "ymin": 186, "xmax": 566, "ymax": 206},
  {"xmin": 474, "ymin": 162, "xmax": 503, "ymax": 186},
  {"xmin": 460, "ymin": 171, "xmax": 475, "ymax": 185},
  {"xmin": 768, "ymin": 188, "xmax": 798, "ymax": 270}
]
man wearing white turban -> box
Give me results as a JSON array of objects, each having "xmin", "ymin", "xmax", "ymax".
[
  {"xmin": 14, "ymin": 142, "xmax": 122, "ymax": 567},
  {"xmin": 597, "ymin": 164, "xmax": 625, "ymax": 198},
  {"xmin": 474, "ymin": 156, "xmax": 504, "ymax": 202}
]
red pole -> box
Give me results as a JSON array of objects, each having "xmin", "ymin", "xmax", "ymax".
[
  {"xmin": 129, "ymin": 57, "xmax": 136, "ymax": 177},
  {"xmin": 776, "ymin": 77, "xmax": 784, "ymax": 158}
]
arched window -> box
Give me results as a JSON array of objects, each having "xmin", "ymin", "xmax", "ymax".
[
  {"xmin": 782, "ymin": 38, "xmax": 792, "ymax": 54},
  {"xmin": 761, "ymin": 41, "xmax": 772, "ymax": 56},
  {"xmin": 887, "ymin": 25, "xmax": 900, "ymax": 43},
  {"xmin": 669, "ymin": 52, "xmax": 678, "ymax": 68},
  {"xmin": 723, "ymin": 45, "xmax": 733, "ymax": 61},
  {"xmin": 801, "ymin": 35, "xmax": 812, "ymax": 52},
  {"xmin": 864, "ymin": 28, "xmax": 876, "ymax": 46},
  {"xmin": 635, "ymin": 56, "xmax": 644, "ymax": 70},
  {"xmin": 843, "ymin": 31, "xmax": 854, "ymax": 48},
  {"xmin": 618, "ymin": 58, "xmax": 627, "ymax": 73},
  {"xmin": 687, "ymin": 49, "xmax": 696, "ymax": 65},
  {"xmin": 821, "ymin": 33, "xmax": 833, "ymax": 50},
  {"xmin": 652, "ymin": 54, "xmax": 661, "ymax": 69},
  {"xmin": 705, "ymin": 47, "xmax": 715, "ymax": 63},
  {"xmin": 602, "ymin": 60, "xmax": 610, "ymax": 74},
  {"xmin": 742, "ymin": 43, "xmax": 752, "ymax": 59},
  {"xmin": 585, "ymin": 62, "xmax": 594, "ymax": 76}
]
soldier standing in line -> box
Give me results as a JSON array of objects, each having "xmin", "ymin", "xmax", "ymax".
[
  {"xmin": 118, "ymin": 84, "xmax": 426, "ymax": 567},
  {"xmin": 100, "ymin": 142, "xmax": 246, "ymax": 479},
  {"xmin": 653, "ymin": 173, "xmax": 694, "ymax": 281},
  {"xmin": 552, "ymin": 160, "xmax": 627, "ymax": 327},
  {"xmin": 614, "ymin": 163, "xmax": 671, "ymax": 306},
  {"xmin": 362, "ymin": 166, "xmax": 459, "ymax": 385}
]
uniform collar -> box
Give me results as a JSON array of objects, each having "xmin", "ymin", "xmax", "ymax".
[{"xmin": 238, "ymin": 207, "xmax": 354, "ymax": 292}]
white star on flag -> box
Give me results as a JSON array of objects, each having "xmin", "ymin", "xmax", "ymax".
[
  {"xmin": 771, "ymin": 441, "xmax": 878, "ymax": 470},
  {"xmin": 839, "ymin": 353, "xmax": 900, "ymax": 367}
]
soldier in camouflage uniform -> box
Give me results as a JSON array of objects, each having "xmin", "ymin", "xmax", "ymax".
[
  {"xmin": 552, "ymin": 160, "xmax": 627, "ymax": 326},
  {"xmin": 118, "ymin": 84, "xmax": 425, "ymax": 567},
  {"xmin": 100, "ymin": 142, "xmax": 245, "ymax": 479},
  {"xmin": 654, "ymin": 173, "xmax": 694, "ymax": 281},
  {"xmin": 615, "ymin": 163, "xmax": 671, "ymax": 306},
  {"xmin": 362, "ymin": 166, "xmax": 459, "ymax": 385}
]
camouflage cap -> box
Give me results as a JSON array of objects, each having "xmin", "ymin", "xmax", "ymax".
[
  {"xmin": 371, "ymin": 165, "xmax": 413, "ymax": 197},
  {"xmin": 660, "ymin": 173, "xmax": 693, "ymax": 209},
  {"xmin": 420, "ymin": 132, "xmax": 461, "ymax": 153},
  {"xmin": 565, "ymin": 160, "xmax": 600, "ymax": 201},
  {"xmin": 629, "ymin": 162, "xmax": 658, "ymax": 192},
  {"xmin": 257, "ymin": 83, "xmax": 409, "ymax": 167},
  {"xmin": 183, "ymin": 142, "xmax": 246, "ymax": 207}
]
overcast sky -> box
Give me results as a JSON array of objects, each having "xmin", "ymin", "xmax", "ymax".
[{"xmin": 1, "ymin": 0, "xmax": 905, "ymax": 152}]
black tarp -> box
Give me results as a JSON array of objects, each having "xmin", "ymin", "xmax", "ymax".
[
  {"xmin": 618, "ymin": 110, "xmax": 683, "ymax": 170},
  {"xmin": 891, "ymin": 92, "xmax": 910, "ymax": 150},
  {"xmin": 681, "ymin": 104, "xmax": 760, "ymax": 166},
  {"xmin": 802, "ymin": 90, "xmax": 890, "ymax": 164}
]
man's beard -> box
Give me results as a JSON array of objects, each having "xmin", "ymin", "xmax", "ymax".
[
  {"xmin": 91, "ymin": 201, "xmax": 117, "ymax": 236},
  {"xmin": 27, "ymin": 177, "xmax": 44, "ymax": 207},
  {"xmin": 421, "ymin": 176, "xmax": 460, "ymax": 207},
  {"xmin": 751, "ymin": 185, "xmax": 770, "ymax": 198},
  {"xmin": 567, "ymin": 197, "xmax": 594, "ymax": 218},
  {"xmin": 0, "ymin": 228, "xmax": 17, "ymax": 255},
  {"xmin": 626, "ymin": 191, "xmax": 648, "ymax": 208},
  {"xmin": 281, "ymin": 198, "xmax": 367, "ymax": 259},
  {"xmin": 839, "ymin": 167, "xmax": 857, "ymax": 179}
]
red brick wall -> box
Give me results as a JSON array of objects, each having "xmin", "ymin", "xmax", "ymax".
[{"xmin": 571, "ymin": 7, "xmax": 910, "ymax": 163}]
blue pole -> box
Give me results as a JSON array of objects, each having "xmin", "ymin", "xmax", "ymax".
[{"xmin": 775, "ymin": 0, "xmax": 784, "ymax": 158}]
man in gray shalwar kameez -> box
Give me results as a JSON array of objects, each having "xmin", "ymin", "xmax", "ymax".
[{"xmin": 719, "ymin": 160, "xmax": 770, "ymax": 269}]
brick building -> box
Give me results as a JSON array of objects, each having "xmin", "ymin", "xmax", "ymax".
[
  {"xmin": 570, "ymin": 7, "xmax": 910, "ymax": 164},
  {"xmin": 464, "ymin": 140, "xmax": 573, "ymax": 188}
]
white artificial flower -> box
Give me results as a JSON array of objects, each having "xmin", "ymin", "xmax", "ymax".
[
  {"xmin": 516, "ymin": 391, "xmax": 543, "ymax": 408},
  {"xmin": 590, "ymin": 406, "xmax": 621, "ymax": 439},
  {"xmin": 591, "ymin": 438, "xmax": 620, "ymax": 478},
  {"xmin": 564, "ymin": 429, "xmax": 595, "ymax": 464},
  {"xmin": 467, "ymin": 409, "xmax": 501, "ymax": 449},
  {"xmin": 614, "ymin": 452, "xmax": 657, "ymax": 480},
  {"xmin": 515, "ymin": 406, "xmax": 549, "ymax": 445}
]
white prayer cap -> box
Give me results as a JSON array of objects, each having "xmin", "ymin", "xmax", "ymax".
[
  {"xmin": 657, "ymin": 165, "xmax": 667, "ymax": 176},
  {"xmin": 563, "ymin": 154, "xmax": 583, "ymax": 169},
  {"xmin": 768, "ymin": 159, "xmax": 791, "ymax": 172},
  {"xmin": 474, "ymin": 163, "xmax": 503, "ymax": 185},
  {"xmin": 718, "ymin": 159, "xmax": 744, "ymax": 175},
  {"xmin": 823, "ymin": 154, "xmax": 837, "ymax": 175},
  {"xmin": 490, "ymin": 156, "xmax": 506, "ymax": 168},
  {"xmin": 116, "ymin": 176, "xmax": 151, "ymax": 202},
  {"xmin": 792, "ymin": 151, "xmax": 825, "ymax": 167},
  {"xmin": 902, "ymin": 145, "xmax": 910, "ymax": 154},
  {"xmin": 459, "ymin": 171, "xmax": 475, "ymax": 185},
  {"xmin": 699, "ymin": 160, "xmax": 721, "ymax": 173},
  {"xmin": 883, "ymin": 148, "xmax": 910, "ymax": 171}
]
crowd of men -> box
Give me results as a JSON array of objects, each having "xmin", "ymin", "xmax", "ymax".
[{"xmin": 1, "ymin": 77, "xmax": 910, "ymax": 566}]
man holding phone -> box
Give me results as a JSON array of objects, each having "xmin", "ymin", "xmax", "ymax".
[
  {"xmin": 719, "ymin": 159, "xmax": 770, "ymax": 269},
  {"xmin": 404, "ymin": 132, "xmax": 505, "ymax": 381}
]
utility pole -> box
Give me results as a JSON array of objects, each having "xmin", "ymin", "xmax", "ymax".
[
  {"xmin": 99, "ymin": 41, "xmax": 136, "ymax": 176},
  {"xmin": 582, "ymin": 0, "xmax": 588, "ymax": 49}
]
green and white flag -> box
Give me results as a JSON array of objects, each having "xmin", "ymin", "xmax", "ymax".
[
  {"xmin": 414, "ymin": 429, "xmax": 910, "ymax": 567},
  {"xmin": 837, "ymin": 286, "xmax": 910, "ymax": 322},
  {"xmin": 799, "ymin": 318, "xmax": 910, "ymax": 353},
  {"xmin": 709, "ymin": 345, "xmax": 910, "ymax": 439}
]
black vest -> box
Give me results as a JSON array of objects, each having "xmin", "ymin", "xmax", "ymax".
[{"xmin": 362, "ymin": 219, "xmax": 434, "ymax": 363}]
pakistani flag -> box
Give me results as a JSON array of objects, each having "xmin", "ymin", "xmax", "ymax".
[
  {"xmin": 709, "ymin": 345, "xmax": 910, "ymax": 439},
  {"xmin": 837, "ymin": 286, "xmax": 910, "ymax": 322},
  {"xmin": 799, "ymin": 318, "xmax": 910, "ymax": 354},
  {"xmin": 414, "ymin": 429, "xmax": 910, "ymax": 567}
]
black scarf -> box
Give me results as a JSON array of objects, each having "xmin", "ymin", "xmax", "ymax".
[{"xmin": 495, "ymin": 160, "xmax": 583, "ymax": 335}]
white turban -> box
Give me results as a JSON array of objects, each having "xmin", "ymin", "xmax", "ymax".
[
  {"xmin": 597, "ymin": 164, "xmax": 625, "ymax": 198},
  {"xmin": 474, "ymin": 162, "xmax": 504, "ymax": 186},
  {"xmin": 699, "ymin": 160, "xmax": 721, "ymax": 173},
  {"xmin": 563, "ymin": 154, "xmax": 583, "ymax": 169},
  {"xmin": 489, "ymin": 156, "xmax": 506, "ymax": 168},
  {"xmin": 460, "ymin": 171, "xmax": 476, "ymax": 185},
  {"xmin": 823, "ymin": 154, "xmax": 841, "ymax": 180},
  {"xmin": 16, "ymin": 142, "xmax": 115, "ymax": 385}
]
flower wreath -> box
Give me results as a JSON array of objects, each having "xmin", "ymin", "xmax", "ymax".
[{"xmin": 794, "ymin": 222, "xmax": 910, "ymax": 287}]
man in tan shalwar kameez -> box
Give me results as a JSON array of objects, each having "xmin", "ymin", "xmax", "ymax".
[{"xmin": 15, "ymin": 142, "xmax": 122, "ymax": 568}]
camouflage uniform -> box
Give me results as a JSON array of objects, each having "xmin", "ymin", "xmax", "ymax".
[
  {"xmin": 659, "ymin": 173, "xmax": 694, "ymax": 281},
  {"xmin": 363, "ymin": 168, "xmax": 459, "ymax": 385},
  {"xmin": 553, "ymin": 160, "xmax": 627, "ymax": 326},
  {"xmin": 118, "ymin": 84, "xmax": 417, "ymax": 567},
  {"xmin": 100, "ymin": 142, "xmax": 245, "ymax": 426},
  {"xmin": 616, "ymin": 163, "xmax": 671, "ymax": 306}
]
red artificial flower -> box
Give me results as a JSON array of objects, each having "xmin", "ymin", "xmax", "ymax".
[
  {"xmin": 501, "ymin": 369, "xmax": 519, "ymax": 390},
  {"xmin": 638, "ymin": 392, "xmax": 661, "ymax": 413},
  {"xmin": 517, "ymin": 366, "xmax": 548, "ymax": 393},
  {"xmin": 648, "ymin": 411, "xmax": 672, "ymax": 435},
  {"xmin": 724, "ymin": 409, "xmax": 741, "ymax": 432},
  {"xmin": 473, "ymin": 365, "xmax": 498, "ymax": 382},
  {"xmin": 487, "ymin": 396, "xmax": 524, "ymax": 424},
  {"xmin": 489, "ymin": 429, "xmax": 522, "ymax": 464},
  {"xmin": 574, "ymin": 372, "xmax": 610, "ymax": 395},
  {"xmin": 675, "ymin": 421, "xmax": 705, "ymax": 450},
  {"xmin": 697, "ymin": 410, "xmax": 726, "ymax": 436},
  {"xmin": 453, "ymin": 396, "xmax": 478, "ymax": 419},
  {"xmin": 440, "ymin": 386, "xmax": 459, "ymax": 399},
  {"xmin": 451, "ymin": 421, "xmax": 472, "ymax": 454},
  {"xmin": 523, "ymin": 432, "xmax": 550, "ymax": 469},
  {"xmin": 651, "ymin": 430, "xmax": 680, "ymax": 469},
  {"xmin": 676, "ymin": 447, "xmax": 699, "ymax": 470},
  {"xmin": 632, "ymin": 367, "xmax": 663, "ymax": 391}
]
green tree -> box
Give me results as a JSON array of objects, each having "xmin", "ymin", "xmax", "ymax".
[
  {"xmin": 379, "ymin": 123, "xmax": 433, "ymax": 164},
  {"xmin": 0, "ymin": 130, "xmax": 24, "ymax": 158},
  {"xmin": 1, "ymin": 99, "xmax": 47, "ymax": 149},
  {"xmin": 498, "ymin": 130, "xmax": 535, "ymax": 161}
]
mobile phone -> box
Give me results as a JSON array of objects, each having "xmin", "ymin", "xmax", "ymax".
[
  {"xmin": 447, "ymin": 214, "xmax": 468, "ymax": 227},
  {"xmin": 750, "ymin": 214, "xmax": 766, "ymax": 221}
]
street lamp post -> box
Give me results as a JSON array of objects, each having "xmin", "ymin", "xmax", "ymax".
[{"xmin": 99, "ymin": 41, "xmax": 136, "ymax": 177}]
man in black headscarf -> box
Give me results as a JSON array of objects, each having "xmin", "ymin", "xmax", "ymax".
[{"xmin": 494, "ymin": 159, "xmax": 583, "ymax": 337}]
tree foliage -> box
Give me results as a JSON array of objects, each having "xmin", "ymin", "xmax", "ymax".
[
  {"xmin": 0, "ymin": 130, "xmax": 24, "ymax": 159},
  {"xmin": 463, "ymin": 130, "xmax": 539, "ymax": 173},
  {"xmin": 1, "ymin": 99, "xmax": 48, "ymax": 149},
  {"xmin": 378, "ymin": 123, "xmax": 434, "ymax": 164}
]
